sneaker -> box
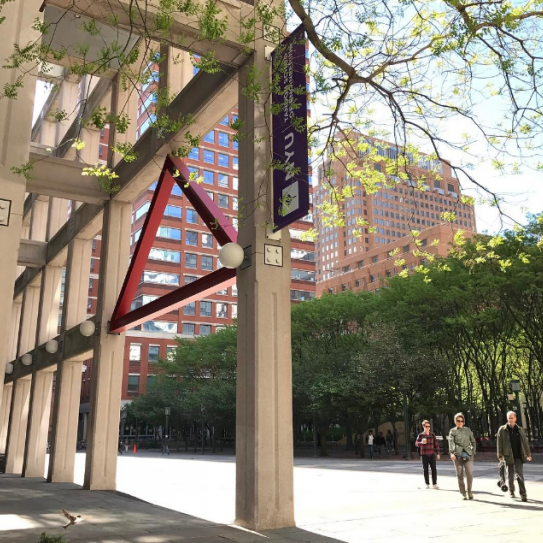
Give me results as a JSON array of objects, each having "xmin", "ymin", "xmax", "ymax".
[
  {"xmin": 510, "ymin": 492, "xmax": 516, "ymax": 499},
  {"xmin": 433, "ymin": 484, "xmax": 439, "ymax": 490},
  {"xmin": 426, "ymin": 484, "xmax": 430, "ymax": 489},
  {"xmin": 462, "ymin": 493, "xmax": 467, "ymax": 500},
  {"xmin": 521, "ymin": 496, "xmax": 528, "ymax": 502},
  {"xmin": 468, "ymin": 492, "xmax": 474, "ymax": 500}
]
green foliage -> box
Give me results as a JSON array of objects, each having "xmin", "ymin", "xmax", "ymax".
[
  {"xmin": 38, "ymin": 534, "xmax": 66, "ymax": 543},
  {"xmin": 81, "ymin": 164, "xmax": 120, "ymax": 194},
  {"xmin": 112, "ymin": 142, "xmax": 138, "ymax": 163},
  {"xmin": 11, "ymin": 160, "xmax": 34, "ymax": 181}
]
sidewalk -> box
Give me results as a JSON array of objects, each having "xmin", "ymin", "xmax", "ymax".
[{"xmin": 0, "ymin": 475, "xmax": 337, "ymax": 543}]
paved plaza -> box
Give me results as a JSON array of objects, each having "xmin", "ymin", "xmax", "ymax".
[{"xmin": 1, "ymin": 453, "xmax": 543, "ymax": 542}]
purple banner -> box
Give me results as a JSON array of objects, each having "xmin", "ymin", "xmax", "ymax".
[{"xmin": 272, "ymin": 25, "xmax": 309, "ymax": 232}]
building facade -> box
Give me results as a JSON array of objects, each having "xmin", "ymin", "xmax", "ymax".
[{"xmin": 314, "ymin": 136, "xmax": 477, "ymax": 294}]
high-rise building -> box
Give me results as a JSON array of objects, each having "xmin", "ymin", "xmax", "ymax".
[{"xmin": 314, "ymin": 135, "xmax": 476, "ymax": 295}]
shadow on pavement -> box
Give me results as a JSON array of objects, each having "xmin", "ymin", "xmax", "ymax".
[{"xmin": 0, "ymin": 474, "xmax": 343, "ymax": 543}]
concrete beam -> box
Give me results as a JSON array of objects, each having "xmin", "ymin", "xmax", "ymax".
[
  {"xmin": 28, "ymin": 145, "xmax": 109, "ymax": 204},
  {"xmin": 18, "ymin": 239, "xmax": 47, "ymax": 268},
  {"xmin": 14, "ymin": 66, "xmax": 236, "ymax": 299},
  {"xmin": 3, "ymin": 320, "xmax": 95, "ymax": 385},
  {"xmin": 45, "ymin": 0, "xmax": 256, "ymax": 68}
]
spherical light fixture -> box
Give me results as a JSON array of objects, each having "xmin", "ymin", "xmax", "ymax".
[
  {"xmin": 21, "ymin": 353, "xmax": 32, "ymax": 366},
  {"xmin": 45, "ymin": 339, "xmax": 59, "ymax": 354},
  {"xmin": 5, "ymin": 362, "xmax": 13, "ymax": 375},
  {"xmin": 218, "ymin": 243, "xmax": 244, "ymax": 269},
  {"xmin": 80, "ymin": 320, "xmax": 96, "ymax": 337}
]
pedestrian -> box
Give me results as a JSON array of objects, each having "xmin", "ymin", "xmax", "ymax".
[
  {"xmin": 366, "ymin": 430, "xmax": 374, "ymax": 459},
  {"xmin": 497, "ymin": 411, "xmax": 532, "ymax": 502},
  {"xmin": 118, "ymin": 441, "xmax": 123, "ymax": 455},
  {"xmin": 375, "ymin": 432, "xmax": 386, "ymax": 457},
  {"xmin": 415, "ymin": 420, "xmax": 441, "ymax": 489},
  {"xmin": 386, "ymin": 429, "xmax": 394, "ymax": 453},
  {"xmin": 448, "ymin": 412, "xmax": 476, "ymax": 500}
]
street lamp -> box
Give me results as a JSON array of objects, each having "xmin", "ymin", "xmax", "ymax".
[
  {"xmin": 401, "ymin": 384, "xmax": 412, "ymax": 460},
  {"xmin": 510, "ymin": 379, "xmax": 523, "ymax": 428},
  {"xmin": 164, "ymin": 407, "xmax": 171, "ymax": 441}
]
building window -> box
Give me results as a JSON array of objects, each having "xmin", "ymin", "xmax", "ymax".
[
  {"xmin": 141, "ymin": 321, "xmax": 177, "ymax": 333},
  {"xmin": 188, "ymin": 147, "xmax": 199, "ymax": 160},
  {"xmin": 232, "ymin": 304, "xmax": 238, "ymax": 319},
  {"xmin": 201, "ymin": 255, "xmax": 213, "ymax": 270},
  {"xmin": 219, "ymin": 115, "xmax": 229, "ymax": 126},
  {"xmin": 135, "ymin": 201, "xmax": 151, "ymax": 221},
  {"xmin": 200, "ymin": 325, "xmax": 212, "ymax": 336},
  {"xmin": 147, "ymin": 374, "xmax": 157, "ymax": 388},
  {"xmin": 218, "ymin": 132, "xmax": 229, "ymax": 147},
  {"xmin": 233, "ymin": 157, "xmax": 238, "ymax": 170},
  {"xmin": 233, "ymin": 177, "xmax": 239, "ymax": 190},
  {"xmin": 233, "ymin": 197, "xmax": 238, "ymax": 211},
  {"xmin": 203, "ymin": 170, "xmax": 214, "ymax": 184},
  {"xmin": 99, "ymin": 144, "xmax": 104, "ymax": 158},
  {"xmin": 291, "ymin": 269, "xmax": 316, "ymax": 281},
  {"xmin": 371, "ymin": 255, "xmax": 378, "ymax": 264},
  {"xmin": 143, "ymin": 271, "xmax": 180, "ymax": 285},
  {"xmin": 185, "ymin": 275, "xmax": 197, "ymax": 284},
  {"xmin": 186, "ymin": 231, "xmax": 198, "ymax": 246},
  {"xmin": 216, "ymin": 303, "xmax": 228, "ymax": 319},
  {"xmin": 204, "ymin": 130, "xmax": 215, "ymax": 143},
  {"xmin": 186, "ymin": 209, "xmax": 199, "ymax": 224},
  {"xmin": 148, "ymin": 345, "xmax": 160, "ymax": 362},
  {"xmin": 218, "ymin": 174, "xmax": 229, "ymax": 188},
  {"xmin": 149, "ymin": 248, "xmax": 181, "ymax": 263},
  {"xmin": 165, "ymin": 205, "xmax": 182, "ymax": 218},
  {"xmin": 218, "ymin": 194, "xmax": 229, "ymax": 208},
  {"xmin": 403, "ymin": 244, "xmax": 410, "ymax": 252},
  {"xmin": 202, "ymin": 233, "xmax": 213, "ymax": 248},
  {"xmin": 188, "ymin": 166, "xmax": 199, "ymax": 179},
  {"xmin": 203, "ymin": 150, "xmax": 215, "ymax": 164},
  {"xmin": 218, "ymin": 153, "xmax": 229, "ymax": 168},
  {"xmin": 127, "ymin": 375, "xmax": 140, "ymax": 394},
  {"xmin": 185, "ymin": 253, "xmax": 197, "ymax": 269},
  {"xmin": 448, "ymin": 183, "xmax": 455, "ymax": 192},
  {"xmin": 200, "ymin": 301, "xmax": 212, "ymax": 317},
  {"xmin": 129, "ymin": 344, "xmax": 141, "ymax": 361},
  {"xmin": 184, "ymin": 302, "xmax": 196, "ymax": 316},
  {"xmin": 183, "ymin": 323, "xmax": 196, "ymax": 336},
  {"xmin": 166, "ymin": 346, "xmax": 176, "ymax": 361},
  {"xmin": 157, "ymin": 226, "xmax": 182, "ymax": 240},
  {"xmin": 171, "ymin": 184, "xmax": 183, "ymax": 196}
]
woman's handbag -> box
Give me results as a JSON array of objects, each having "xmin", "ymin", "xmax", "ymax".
[{"xmin": 460, "ymin": 450, "xmax": 471, "ymax": 461}]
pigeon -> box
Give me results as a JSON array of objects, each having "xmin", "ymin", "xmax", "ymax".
[{"xmin": 62, "ymin": 509, "xmax": 82, "ymax": 529}]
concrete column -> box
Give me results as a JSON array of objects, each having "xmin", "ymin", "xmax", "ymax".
[
  {"xmin": 4, "ymin": 377, "xmax": 32, "ymax": 474},
  {"xmin": 0, "ymin": 384, "xmax": 13, "ymax": 454},
  {"xmin": 235, "ymin": 39, "xmax": 295, "ymax": 530},
  {"xmin": 17, "ymin": 284, "xmax": 41, "ymax": 357},
  {"xmin": 7, "ymin": 298, "xmax": 22, "ymax": 362},
  {"xmin": 29, "ymin": 197, "xmax": 49, "ymax": 242},
  {"xmin": 84, "ymin": 201, "xmax": 131, "ymax": 490},
  {"xmin": 0, "ymin": 0, "xmax": 43, "ymax": 412},
  {"xmin": 22, "ymin": 370, "xmax": 53, "ymax": 477},
  {"xmin": 48, "ymin": 239, "xmax": 91, "ymax": 483},
  {"xmin": 47, "ymin": 197, "xmax": 69, "ymax": 240},
  {"xmin": 22, "ymin": 264, "xmax": 63, "ymax": 478}
]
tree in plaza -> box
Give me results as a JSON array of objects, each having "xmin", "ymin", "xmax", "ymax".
[
  {"xmin": 158, "ymin": 325, "xmax": 238, "ymax": 450},
  {"xmin": 291, "ymin": 291, "xmax": 373, "ymax": 456}
]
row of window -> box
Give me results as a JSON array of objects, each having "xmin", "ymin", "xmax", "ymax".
[{"xmin": 131, "ymin": 320, "xmax": 226, "ymax": 335}]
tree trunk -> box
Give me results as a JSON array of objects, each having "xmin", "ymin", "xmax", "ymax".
[
  {"xmin": 193, "ymin": 423, "xmax": 198, "ymax": 453},
  {"xmin": 345, "ymin": 419, "xmax": 354, "ymax": 450},
  {"xmin": 319, "ymin": 428, "xmax": 329, "ymax": 457}
]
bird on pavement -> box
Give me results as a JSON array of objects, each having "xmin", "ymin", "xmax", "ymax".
[{"xmin": 62, "ymin": 509, "xmax": 82, "ymax": 529}]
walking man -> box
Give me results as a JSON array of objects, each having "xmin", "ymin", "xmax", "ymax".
[
  {"xmin": 497, "ymin": 411, "xmax": 532, "ymax": 502},
  {"xmin": 386, "ymin": 429, "xmax": 394, "ymax": 453},
  {"xmin": 375, "ymin": 432, "xmax": 386, "ymax": 457},
  {"xmin": 366, "ymin": 430, "xmax": 375, "ymax": 459},
  {"xmin": 415, "ymin": 420, "xmax": 441, "ymax": 489}
]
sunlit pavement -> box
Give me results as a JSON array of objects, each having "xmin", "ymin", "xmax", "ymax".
[{"xmin": 59, "ymin": 451, "xmax": 543, "ymax": 542}]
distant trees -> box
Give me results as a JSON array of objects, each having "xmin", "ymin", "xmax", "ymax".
[{"xmin": 128, "ymin": 216, "xmax": 543, "ymax": 451}]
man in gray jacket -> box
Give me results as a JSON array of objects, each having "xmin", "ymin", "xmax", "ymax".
[{"xmin": 497, "ymin": 411, "xmax": 532, "ymax": 502}]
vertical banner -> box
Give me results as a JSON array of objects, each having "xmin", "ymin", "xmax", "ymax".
[{"xmin": 272, "ymin": 25, "xmax": 309, "ymax": 232}]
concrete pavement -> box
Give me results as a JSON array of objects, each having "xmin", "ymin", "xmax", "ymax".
[{"xmin": 1, "ymin": 453, "xmax": 542, "ymax": 542}]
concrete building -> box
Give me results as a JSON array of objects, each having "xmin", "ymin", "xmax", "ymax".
[
  {"xmin": 1, "ymin": 0, "xmax": 299, "ymax": 530},
  {"xmin": 314, "ymin": 136, "xmax": 477, "ymax": 293}
]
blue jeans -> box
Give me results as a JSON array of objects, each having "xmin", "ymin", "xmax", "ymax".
[{"xmin": 368, "ymin": 445, "xmax": 374, "ymax": 458}]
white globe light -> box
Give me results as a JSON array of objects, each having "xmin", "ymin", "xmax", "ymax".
[
  {"xmin": 80, "ymin": 320, "xmax": 96, "ymax": 337},
  {"xmin": 5, "ymin": 362, "xmax": 14, "ymax": 374},
  {"xmin": 45, "ymin": 339, "xmax": 59, "ymax": 354},
  {"xmin": 218, "ymin": 243, "xmax": 244, "ymax": 269},
  {"xmin": 21, "ymin": 353, "xmax": 32, "ymax": 366}
]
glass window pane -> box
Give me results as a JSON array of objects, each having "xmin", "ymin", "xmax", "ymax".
[
  {"xmin": 183, "ymin": 323, "xmax": 195, "ymax": 335},
  {"xmin": 218, "ymin": 132, "xmax": 229, "ymax": 147},
  {"xmin": 203, "ymin": 170, "xmax": 214, "ymax": 184},
  {"xmin": 204, "ymin": 131, "xmax": 215, "ymax": 143},
  {"xmin": 186, "ymin": 231, "xmax": 198, "ymax": 246},
  {"xmin": 203, "ymin": 150, "xmax": 215, "ymax": 164},
  {"xmin": 185, "ymin": 253, "xmax": 197, "ymax": 269},
  {"xmin": 201, "ymin": 255, "xmax": 213, "ymax": 270},
  {"xmin": 218, "ymin": 174, "xmax": 229, "ymax": 188},
  {"xmin": 129, "ymin": 344, "xmax": 141, "ymax": 361},
  {"xmin": 200, "ymin": 325, "xmax": 211, "ymax": 336},
  {"xmin": 148, "ymin": 345, "xmax": 160, "ymax": 362}
]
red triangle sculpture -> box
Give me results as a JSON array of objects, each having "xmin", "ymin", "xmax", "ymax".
[{"xmin": 109, "ymin": 155, "xmax": 237, "ymax": 334}]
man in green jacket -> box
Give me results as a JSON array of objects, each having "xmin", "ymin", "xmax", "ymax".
[{"xmin": 497, "ymin": 411, "xmax": 532, "ymax": 502}]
